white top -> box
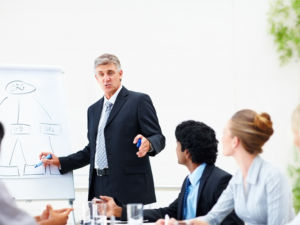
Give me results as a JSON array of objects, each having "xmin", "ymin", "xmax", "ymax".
[
  {"xmin": 198, "ymin": 156, "xmax": 294, "ymax": 225},
  {"xmin": 0, "ymin": 180, "xmax": 37, "ymax": 225},
  {"xmin": 100, "ymin": 85, "xmax": 122, "ymax": 125},
  {"xmin": 287, "ymin": 213, "xmax": 300, "ymax": 225},
  {"xmin": 94, "ymin": 85, "xmax": 123, "ymax": 169}
]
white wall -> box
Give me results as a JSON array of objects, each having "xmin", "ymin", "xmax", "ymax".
[
  {"xmin": 0, "ymin": 0, "xmax": 300, "ymax": 222},
  {"xmin": 231, "ymin": 0, "xmax": 300, "ymax": 173}
]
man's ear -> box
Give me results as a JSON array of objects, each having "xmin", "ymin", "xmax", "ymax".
[
  {"xmin": 184, "ymin": 149, "xmax": 191, "ymax": 159},
  {"xmin": 119, "ymin": 70, "xmax": 123, "ymax": 81}
]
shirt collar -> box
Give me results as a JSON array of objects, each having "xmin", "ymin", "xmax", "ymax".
[
  {"xmin": 188, "ymin": 163, "xmax": 206, "ymax": 186},
  {"xmin": 104, "ymin": 85, "xmax": 123, "ymax": 105},
  {"xmin": 246, "ymin": 155, "xmax": 263, "ymax": 184},
  {"xmin": 232, "ymin": 155, "xmax": 263, "ymax": 185}
]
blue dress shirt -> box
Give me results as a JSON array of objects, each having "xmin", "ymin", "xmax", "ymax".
[{"xmin": 184, "ymin": 163, "xmax": 206, "ymax": 219}]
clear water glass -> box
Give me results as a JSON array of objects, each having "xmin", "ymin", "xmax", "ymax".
[
  {"xmin": 127, "ymin": 203, "xmax": 143, "ymax": 225},
  {"xmin": 93, "ymin": 202, "xmax": 107, "ymax": 225}
]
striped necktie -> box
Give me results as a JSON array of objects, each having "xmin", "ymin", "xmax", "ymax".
[{"xmin": 95, "ymin": 101, "xmax": 113, "ymax": 169}]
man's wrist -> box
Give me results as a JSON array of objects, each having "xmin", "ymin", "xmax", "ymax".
[{"xmin": 115, "ymin": 205, "xmax": 122, "ymax": 218}]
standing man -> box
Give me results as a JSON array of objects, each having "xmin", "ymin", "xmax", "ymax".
[
  {"xmin": 102, "ymin": 121, "xmax": 243, "ymax": 225},
  {"xmin": 40, "ymin": 53, "xmax": 165, "ymax": 204}
]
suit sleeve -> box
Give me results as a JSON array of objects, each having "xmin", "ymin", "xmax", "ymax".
[
  {"xmin": 120, "ymin": 196, "xmax": 179, "ymax": 222},
  {"xmin": 137, "ymin": 94, "xmax": 165, "ymax": 156},
  {"xmin": 59, "ymin": 145, "xmax": 90, "ymax": 174},
  {"xmin": 143, "ymin": 197, "xmax": 179, "ymax": 222},
  {"xmin": 59, "ymin": 107, "xmax": 92, "ymax": 174}
]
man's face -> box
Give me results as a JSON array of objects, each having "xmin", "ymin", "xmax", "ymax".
[
  {"xmin": 176, "ymin": 141, "xmax": 187, "ymax": 165},
  {"xmin": 95, "ymin": 63, "xmax": 123, "ymax": 99}
]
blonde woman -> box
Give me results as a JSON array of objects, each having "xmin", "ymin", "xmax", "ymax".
[
  {"xmin": 287, "ymin": 104, "xmax": 300, "ymax": 225},
  {"xmin": 158, "ymin": 109, "xmax": 294, "ymax": 225}
]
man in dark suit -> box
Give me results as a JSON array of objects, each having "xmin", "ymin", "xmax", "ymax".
[
  {"xmin": 101, "ymin": 121, "xmax": 243, "ymax": 225},
  {"xmin": 40, "ymin": 53, "xmax": 165, "ymax": 204}
]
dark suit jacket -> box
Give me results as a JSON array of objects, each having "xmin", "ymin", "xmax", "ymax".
[
  {"xmin": 121, "ymin": 165, "xmax": 243, "ymax": 225},
  {"xmin": 59, "ymin": 87, "xmax": 165, "ymax": 204}
]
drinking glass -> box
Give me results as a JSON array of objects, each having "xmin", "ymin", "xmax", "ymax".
[
  {"xmin": 127, "ymin": 203, "xmax": 143, "ymax": 225},
  {"xmin": 81, "ymin": 201, "xmax": 94, "ymax": 225},
  {"xmin": 93, "ymin": 202, "xmax": 107, "ymax": 225}
]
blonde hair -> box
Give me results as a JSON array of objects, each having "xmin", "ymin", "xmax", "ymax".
[
  {"xmin": 292, "ymin": 104, "xmax": 300, "ymax": 133},
  {"xmin": 230, "ymin": 109, "xmax": 274, "ymax": 154}
]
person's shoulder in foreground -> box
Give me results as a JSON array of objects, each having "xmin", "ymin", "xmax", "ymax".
[{"xmin": 0, "ymin": 122, "xmax": 72, "ymax": 225}]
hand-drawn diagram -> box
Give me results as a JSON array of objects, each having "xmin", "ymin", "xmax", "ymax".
[{"xmin": 0, "ymin": 80, "xmax": 61, "ymax": 177}]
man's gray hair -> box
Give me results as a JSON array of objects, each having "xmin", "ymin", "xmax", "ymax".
[{"xmin": 94, "ymin": 53, "xmax": 121, "ymax": 71}]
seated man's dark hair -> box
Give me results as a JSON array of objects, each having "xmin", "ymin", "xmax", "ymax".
[
  {"xmin": 175, "ymin": 120, "xmax": 218, "ymax": 165},
  {"xmin": 0, "ymin": 122, "xmax": 4, "ymax": 146}
]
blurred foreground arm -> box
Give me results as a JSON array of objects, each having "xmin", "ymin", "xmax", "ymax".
[{"xmin": 35, "ymin": 205, "xmax": 73, "ymax": 225}]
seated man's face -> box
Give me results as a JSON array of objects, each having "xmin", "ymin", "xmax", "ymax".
[
  {"xmin": 293, "ymin": 129, "xmax": 300, "ymax": 150},
  {"xmin": 176, "ymin": 141, "xmax": 186, "ymax": 165}
]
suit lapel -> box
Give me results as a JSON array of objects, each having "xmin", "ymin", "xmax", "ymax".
[
  {"xmin": 92, "ymin": 98, "xmax": 104, "ymax": 141},
  {"xmin": 105, "ymin": 87, "xmax": 129, "ymax": 127},
  {"xmin": 196, "ymin": 164, "xmax": 214, "ymax": 215}
]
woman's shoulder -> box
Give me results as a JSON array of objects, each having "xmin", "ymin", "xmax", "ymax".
[{"xmin": 258, "ymin": 157, "xmax": 288, "ymax": 186}]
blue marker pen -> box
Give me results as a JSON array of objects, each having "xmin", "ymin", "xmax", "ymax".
[
  {"xmin": 136, "ymin": 138, "xmax": 142, "ymax": 148},
  {"xmin": 34, "ymin": 154, "xmax": 52, "ymax": 168}
]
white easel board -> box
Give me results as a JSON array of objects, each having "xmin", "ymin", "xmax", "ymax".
[{"xmin": 0, "ymin": 65, "xmax": 74, "ymax": 201}]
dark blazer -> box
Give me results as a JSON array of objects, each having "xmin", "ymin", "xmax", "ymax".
[
  {"xmin": 59, "ymin": 87, "xmax": 165, "ymax": 204},
  {"xmin": 121, "ymin": 165, "xmax": 243, "ymax": 225}
]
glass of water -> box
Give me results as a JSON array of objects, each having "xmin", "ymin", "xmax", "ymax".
[
  {"xmin": 93, "ymin": 202, "xmax": 107, "ymax": 225},
  {"xmin": 127, "ymin": 203, "xmax": 143, "ymax": 225},
  {"xmin": 81, "ymin": 201, "xmax": 94, "ymax": 225}
]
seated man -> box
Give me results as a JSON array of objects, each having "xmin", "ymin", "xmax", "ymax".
[
  {"xmin": 0, "ymin": 122, "xmax": 73, "ymax": 225},
  {"xmin": 101, "ymin": 120, "xmax": 243, "ymax": 225}
]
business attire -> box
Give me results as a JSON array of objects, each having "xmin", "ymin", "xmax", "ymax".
[
  {"xmin": 0, "ymin": 180, "xmax": 37, "ymax": 225},
  {"xmin": 59, "ymin": 86, "xmax": 165, "ymax": 204},
  {"xmin": 199, "ymin": 156, "xmax": 294, "ymax": 225},
  {"xmin": 120, "ymin": 164, "xmax": 244, "ymax": 225}
]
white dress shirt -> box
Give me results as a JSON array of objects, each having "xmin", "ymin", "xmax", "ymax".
[
  {"xmin": 94, "ymin": 85, "xmax": 122, "ymax": 168},
  {"xmin": 0, "ymin": 180, "xmax": 37, "ymax": 225},
  {"xmin": 198, "ymin": 156, "xmax": 294, "ymax": 225},
  {"xmin": 99, "ymin": 85, "xmax": 122, "ymax": 125}
]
